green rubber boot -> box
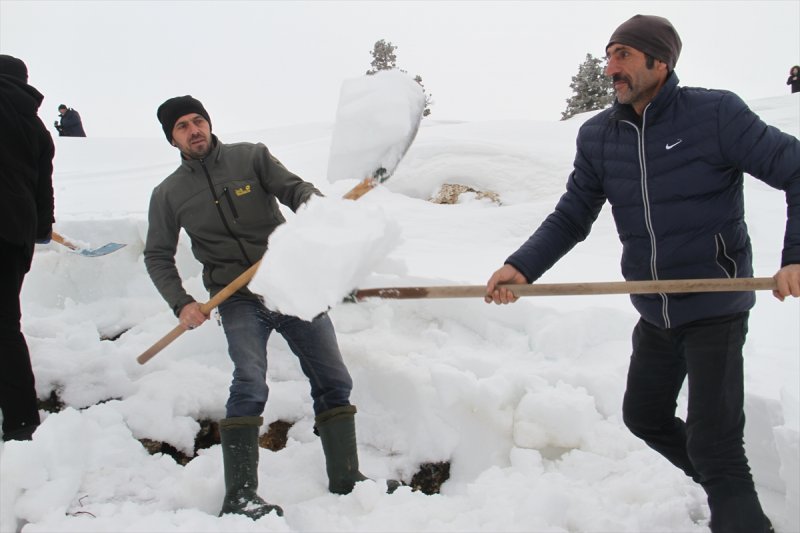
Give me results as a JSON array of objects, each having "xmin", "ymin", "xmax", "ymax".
[
  {"xmin": 218, "ymin": 416, "xmax": 283, "ymax": 519},
  {"xmin": 315, "ymin": 405, "xmax": 401, "ymax": 494}
]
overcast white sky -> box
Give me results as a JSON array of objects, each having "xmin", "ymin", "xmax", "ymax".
[{"xmin": 1, "ymin": 0, "xmax": 798, "ymax": 139}]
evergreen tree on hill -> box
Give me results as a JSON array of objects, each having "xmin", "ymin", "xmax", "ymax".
[
  {"xmin": 561, "ymin": 53, "xmax": 614, "ymax": 120},
  {"xmin": 367, "ymin": 39, "xmax": 433, "ymax": 117},
  {"xmin": 366, "ymin": 39, "xmax": 398, "ymax": 74}
]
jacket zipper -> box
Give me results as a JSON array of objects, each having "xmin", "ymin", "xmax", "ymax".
[
  {"xmin": 621, "ymin": 104, "xmax": 671, "ymax": 328},
  {"xmin": 200, "ymin": 160, "xmax": 254, "ymax": 267},
  {"xmin": 223, "ymin": 187, "xmax": 240, "ymax": 220}
]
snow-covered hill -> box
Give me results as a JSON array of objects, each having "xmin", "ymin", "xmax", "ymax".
[{"xmin": 1, "ymin": 94, "xmax": 798, "ymax": 532}]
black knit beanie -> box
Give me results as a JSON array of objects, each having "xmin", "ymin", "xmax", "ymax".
[
  {"xmin": 606, "ymin": 15, "xmax": 682, "ymax": 70},
  {"xmin": 0, "ymin": 54, "xmax": 29, "ymax": 83},
  {"xmin": 156, "ymin": 95, "xmax": 212, "ymax": 142}
]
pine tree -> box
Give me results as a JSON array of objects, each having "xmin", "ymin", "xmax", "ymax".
[
  {"xmin": 561, "ymin": 53, "xmax": 614, "ymax": 121},
  {"xmin": 366, "ymin": 39, "xmax": 432, "ymax": 117},
  {"xmin": 366, "ymin": 39, "xmax": 397, "ymax": 75},
  {"xmin": 414, "ymin": 75, "xmax": 433, "ymax": 117}
]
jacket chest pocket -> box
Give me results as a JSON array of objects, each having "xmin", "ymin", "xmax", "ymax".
[
  {"xmin": 216, "ymin": 179, "xmax": 264, "ymax": 224},
  {"xmin": 221, "ymin": 185, "xmax": 243, "ymax": 220}
]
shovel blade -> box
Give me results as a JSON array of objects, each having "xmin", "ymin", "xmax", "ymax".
[
  {"xmin": 327, "ymin": 70, "xmax": 426, "ymax": 185},
  {"xmin": 51, "ymin": 231, "xmax": 127, "ymax": 257},
  {"xmin": 75, "ymin": 242, "xmax": 126, "ymax": 257}
]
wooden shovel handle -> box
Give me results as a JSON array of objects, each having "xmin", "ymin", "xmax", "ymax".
[
  {"xmin": 353, "ymin": 277, "xmax": 778, "ymax": 300},
  {"xmin": 50, "ymin": 231, "xmax": 78, "ymax": 251},
  {"xmin": 341, "ymin": 176, "xmax": 377, "ymax": 200},
  {"xmin": 136, "ymin": 324, "xmax": 185, "ymax": 364},
  {"xmin": 136, "ymin": 260, "xmax": 263, "ymax": 365},
  {"xmin": 138, "ymin": 171, "xmax": 393, "ymax": 364},
  {"xmin": 202, "ymin": 260, "xmax": 263, "ymax": 313}
]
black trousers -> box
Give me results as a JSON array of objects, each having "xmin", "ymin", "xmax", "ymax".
[
  {"xmin": 0, "ymin": 242, "xmax": 40, "ymax": 440},
  {"xmin": 622, "ymin": 312, "xmax": 770, "ymax": 533}
]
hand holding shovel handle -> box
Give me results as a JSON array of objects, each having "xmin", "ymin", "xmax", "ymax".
[{"xmin": 137, "ymin": 262, "xmax": 261, "ymax": 364}]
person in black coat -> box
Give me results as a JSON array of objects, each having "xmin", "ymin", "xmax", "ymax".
[
  {"xmin": 54, "ymin": 104, "xmax": 86, "ymax": 137},
  {"xmin": 0, "ymin": 54, "xmax": 55, "ymax": 441},
  {"xmin": 788, "ymin": 65, "xmax": 800, "ymax": 93}
]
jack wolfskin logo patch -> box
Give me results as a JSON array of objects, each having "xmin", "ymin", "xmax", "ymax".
[{"xmin": 234, "ymin": 185, "xmax": 252, "ymax": 197}]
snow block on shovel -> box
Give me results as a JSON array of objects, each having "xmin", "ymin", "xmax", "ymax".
[
  {"xmin": 326, "ymin": 70, "xmax": 425, "ymax": 184},
  {"xmin": 248, "ymin": 197, "xmax": 402, "ymax": 321}
]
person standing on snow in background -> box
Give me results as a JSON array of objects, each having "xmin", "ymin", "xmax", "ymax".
[
  {"xmin": 144, "ymin": 95, "xmax": 399, "ymax": 520},
  {"xmin": 0, "ymin": 55, "xmax": 55, "ymax": 442},
  {"xmin": 54, "ymin": 104, "xmax": 86, "ymax": 137},
  {"xmin": 788, "ymin": 65, "xmax": 800, "ymax": 93},
  {"xmin": 485, "ymin": 14, "xmax": 800, "ymax": 533}
]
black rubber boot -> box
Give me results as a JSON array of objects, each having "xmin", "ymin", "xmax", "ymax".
[
  {"xmin": 707, "ymin": 491, "xmax": 772, "ymax": 533},
  {"xmin": 218, "ymin": 416, "xmax": 283, "ymax": 519},
  {"xmin": 2, "ymin": 422, "xmax": 38, "ymax": 442},
  {"xmin": 315, "ymin": 405, "xmax": 401, "ymax": 494}
]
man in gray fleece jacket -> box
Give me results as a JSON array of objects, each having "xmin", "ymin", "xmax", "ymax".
[{"xmin": 145, "ymin": 95, "xmax": 397, "ymax": 519}]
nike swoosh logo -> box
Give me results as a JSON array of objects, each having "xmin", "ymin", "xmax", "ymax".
[{"xmin": 666, "ymin": 139, "xmax": 683, "ymax": 150}]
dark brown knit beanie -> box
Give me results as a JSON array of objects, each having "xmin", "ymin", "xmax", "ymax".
[
  {"xmin": 606, "ymin": 15, "xmax": 682, "ymax": 70},
  {"xmin": 156, "ymin": 95, "xmax": 212, "ymax": 143}
]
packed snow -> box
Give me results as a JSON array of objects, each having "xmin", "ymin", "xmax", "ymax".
[
  {"xmin": 0, "ymin": 88, "xmax": 798, "ymax": 533},
  {"xmin": 250, "ymin": 196, "xmax": 404, "ymax": 321},
  {"xmin": 250, "ymin": 71, "xmax": 420, "ymax": 320},
  {"xmin": 326, "ymin": 70, "xmax": 426, "ymax": 183}
]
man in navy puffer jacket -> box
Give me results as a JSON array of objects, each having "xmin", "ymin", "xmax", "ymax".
[{"xmin": 485, "ymin": 15, "xmax": 799, "ymax": 533}]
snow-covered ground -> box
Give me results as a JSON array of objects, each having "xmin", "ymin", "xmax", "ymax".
[{"xmin": 1, "ymin": 92, "xmax": 798, "ymax": 532}]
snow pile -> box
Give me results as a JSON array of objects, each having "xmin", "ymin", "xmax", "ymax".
[
  {"xmin": 0, "ymin": 94, "xmax": 797, "ymax": 532},
  {"xmin": 250, "ymin": 196, "xmax": 403, "ymax": 320},
  {"xmin": 251, "ymin": 72, "xmax": 421, "ymax": 320},
  {"xmin": 326, "ymin": 70, "xmax": 425, "ymax": 184}
]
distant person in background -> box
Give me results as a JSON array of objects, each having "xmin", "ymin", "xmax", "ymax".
[
  {"xmin": 0, "ymin": 54, "xmax": 55, "ymax": 442},
  {"xmin": 54, "ymin": 103, "xmax": 86, "ymax": 136},
  {"xmin": 788, "ymin": 65, "xmax": 800, "ymax": 93},
  {"xmin": 485, "ymin": 14, "xmax": 799, "ymax": 533}
]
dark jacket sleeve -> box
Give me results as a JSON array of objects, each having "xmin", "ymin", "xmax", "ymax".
[
  {"xmin": 505, "ymin": 129, "xmax": 607, "ymax": 282},
  {"xmin": 35, "ymin": 117, "xmax": 55, "ymax": 240},
  {"xmin": 254, "ymin": 144, "xmax": 321, "ymax": 210},
  {"xmin": 716, "ymin": 92, "xmax": 800, "ymax": 266},
  {"xmin": 143, "ymin": 186, "xmax": 196, "ymax": 316}
]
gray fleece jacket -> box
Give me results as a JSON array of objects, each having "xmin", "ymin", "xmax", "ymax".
[{"xmin": 144, "ymin": 137, "xmax": 320, "ymax": 315}]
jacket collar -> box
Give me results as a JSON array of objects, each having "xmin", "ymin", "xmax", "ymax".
[
  {"xmin": 0, "ymin": 74, "xmax": 44, "ymax": 115},
  {"xmin": 179, "ymin": 134, "xmax": 221, "ymax": 171}
]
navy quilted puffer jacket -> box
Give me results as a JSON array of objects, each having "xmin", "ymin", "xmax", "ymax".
[{"xmin": 507, "ymin": 73, "xmax": 800, "ymax": 328}]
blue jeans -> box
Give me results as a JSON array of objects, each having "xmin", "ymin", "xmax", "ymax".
[
  {"xmin": 218, "ymin": 296, "xmax": 353, "ymax": 418},
  {"xmin": 622, "ymin": 312, "xmax": 770, "ymax": 533}
]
